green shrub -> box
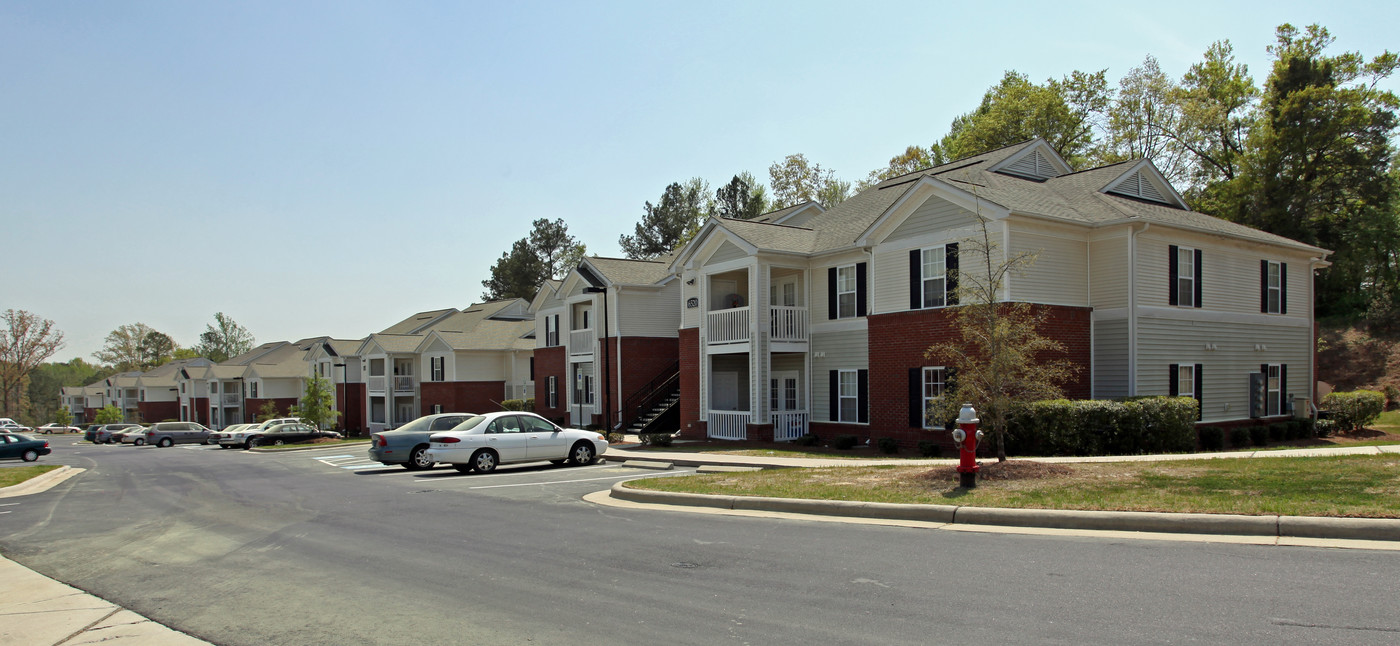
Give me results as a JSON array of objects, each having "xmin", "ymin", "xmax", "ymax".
[
  {"xmin": 1268, "ymin": 423, "xmax": 1288, "ymax": 442},
  {"xmin": 876, "ymin": 437, "xmax": 899, "ymax": 454},
  {"xmin": 795, "ymin": 433, "xmax": 820, "ymax": 447},
  {"xmin": 1321, "ymin": 390, "xmax": 1385, "ymax": 432},
  {"xmin": 1315, "ymin": 418, "xmax": 1335, "ymax": 438},
  {"xmin": 1198, "ymin": 426, "xmax": 1225, "ymax": 451},
  {"xmin": 1003, "ymin": 397, "xmax": 1197, "ymax": 457},
  {"xmin": 1249, "ymin": 425, "xmax": 1269, "ymax": 447},
  {"xmin": 917, "ymin": 440, "xmax": 942, "ymax": 458},
  {"xmin": 1384, "ymin": 384, "xmax": 1399, "ymax": 411},
  {"xmin": 832, "ymin": 434, "xmax": 859, "ymax": 450},
  {"xmin": 639, "ymin": 432, "xmax": 674, "ymax": 447},
  {"xmin": 500, "ymin": 399, "xmax": 528, "ymax": 411},
  {"xmin": 1229, "ymin": 427, "xmax": 1252, "ymax": 449},
  {"xmin": 1296, "ymin": 417, "xmax": 1316, "ymax": 438}
]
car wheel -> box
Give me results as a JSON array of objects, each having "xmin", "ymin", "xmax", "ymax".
[
  {"xmin": 569, "ymin": 442, "xmax": 596, "ymax": 466},
  {"xmin": 21, "ymin": 450, "xmax": 39, "ymax": 462},
  {"xmin": 471, "ymin": 449, "xmax": 498, "ymax": 474},
  {"xmin": 246, "ymin": 439, "xmax": 258, "ymax": 449},
  {"xmin": 406, "ymin": 445, "xmax": 433, "ymax": 471},
  {"xmin": 272, "ymin": 439, "xmax": 285, "ymax": 446},
  {"xmin": 134, "ymin": 438, "xmax": 145, "ymax": 446},
  {"xmin": 158, "ymin": 438, "xmax": 173, "ymax": 448},
  {"xmin": 452, "ymin": 463, "xmax": 474, "ymax": 474}
]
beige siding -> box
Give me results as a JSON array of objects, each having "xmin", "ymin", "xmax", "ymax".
[
  {"xmin": 706, "ymin": 241, "xmax": 748, "ymax": 266},
  {"xmin": 1136, "ymin": 317, "xmax": 1310, "ymax": 422},
  {"xmin": 455, "ymin": 353, "xmax": 506, "ymax": 381},
  {"xmin": 617, "ymin": 282, "xmax": 680, "ymax": 337},
  {"xmin": 1094, "ymin": 318, "xmax": 1130, "ymax": 398},
  {"xmin": 262, "ymin": 378, "xmax": 303, "ymax": 399},
  {"xmin": 810, "ymin": 330, "xmax": 868, "ymax": 422},
  {"xmin": 535, "ymin": 305, "xmax": 565, "ymax": 349},
  {"xmin": 1089, "ymin": 235, "xmax": 1129, "ymax": 310},
  {"xmin": 680, "ymin": 270, "xmax": 701, "ymax": 328},
  {"xmin": 885, "ymin": 194, "xmax": 979, "ymax": 243},
  {"xmin": 1008, "ymin": 230, "xmax": 1088, "ymax": 306},
  {"xmin": 873, "ymin": 237, "xmax": 1000, "ymax": 314},
  {"xmin": 1136, "ymin": 232, "xmax": 1313, "ymax": 320}
]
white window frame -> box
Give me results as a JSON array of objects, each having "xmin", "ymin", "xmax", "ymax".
[
  {"xmin": 837, "ymin": 369, "xmax": 858, "ymax": 423},
  {"xmin": 922, "ymin": 367, "xmax": 946, "ymax": 429},
  {"xmin": 1265, "ymin": 260, "xmax": 1282, "ymax": 314},
  {"xmin": 250, "ymin": 382, "xmax": 259, "ymax": 399},
  {"xmin": 1177, "ymin": 364, "xmax": 1195, "ymax": 401},
  {"xmin": 431, "ymin": 404, "xmax": 442, "ymax": 414},
  {"xmin": 836, "ymin": 265, "xmax": 857, "ymax": 319},
  {"xmin": 430, "ymin": 356, "xmax": 445, "ymax": 382},
  {"xmin": 921, "ymin": 246, "xmax": 947, "ymax": 309},
  {"xmin": 547, "ymin": 375, "xmax": 558, "ymax": 408},
  {"xmin": 1265, "ymin": 364, "xmax": 1281, "ymax": 416},
  {"xmin": 1177, "ymin": 246, "xmax": 1195, "ymax": 308},
  {"xmin": 770, "ymin": 371, "xmax": 799, "ymax": 412}
]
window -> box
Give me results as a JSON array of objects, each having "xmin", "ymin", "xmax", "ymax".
[
  {"xmin": 922, "ymin": 367, "xmax": 946, "ymax": 429},
  {"xmin": 431, "ymin": 404, "xmax": 442, "ymax": 414},
  {"xmin": 1177, "ymin": 364, "xmax": 1194, "ymax": 401},
  {"xmin": 921, "ymin": 247, "xmax": 947, "ymax": 308},
  {"xmin": 836, "ymin": 265, "xmax": 857, "ymax": 318},
  {"xmin": 547, "ymin": 376, "xmax": 557, "ymax": 408},
  {"xmin": 583, "ymin": 374, "xmax": 594, "ymax": 405},
  {"xmin": 838, "ymin": 370, "xmax": 858, "ymax": 422},
  {"xmin": 770, "ymin": 372, "xmax": 798, "ymax": 412},
  {"xmin": 430, "ymin": 357, "xmax": 445, "ymax": 382},
  {"xmin": 1169, "ymin": 245, "xmax": 1202, "ymax": 308},
  {"xmin": 250, "ymin": 383, "xmax": 259, "ymax": 398},
  {"xmin": 1262, "ymin": 260, "xmax": 1286, "ymax": 314},
  {"xmin": 529, "ymin": 357, "xmax": 535, "ymax": 381},
  {"xmin": 1266, "ymin": 364, "xmax": 1282, "ymax": 416},
  {"xmin": 1168, "ymin": 363, "xmax": 1203, "ymax": 419}
]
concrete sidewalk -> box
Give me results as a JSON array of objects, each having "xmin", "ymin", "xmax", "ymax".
[{"xmin": 0, "ymin": 555, "xmax": 212, "ymax": 646}]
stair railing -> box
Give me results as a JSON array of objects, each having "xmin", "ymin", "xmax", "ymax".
[{"xmin": 620, "ymin": 361, "xmax": 680, "ymax": 431}]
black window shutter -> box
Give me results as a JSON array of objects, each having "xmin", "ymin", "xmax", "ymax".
[
  {"xmin": 827, "ymin": 267, "xmax": 837, "ymax": 320},
  {"xmin": 1261, "ymin": 363, "xmax": 1269, "ymax": 414},
  {"xmin": 856, "ymin": 262, "xmax": 868, "ymax": 317},
  {"xmin": 529, "ymin": 357, "xmax": 535, "ymax": 381},
  {"xmin": 1194, "ymin": 364, "xmax": 1204, "ymax": 421},
  {"xmin": 909, "ymin": 249, "xmax": 922, "ymax": 310},
  {"xmin": 1168, "ymin": 364, "xmax": 1179, "ymax": 396},
  {"xmin": 828, "ymin": 370, "xmax": 838, "ymax": 421},
  {"xmin": 1280, "ymin": 364, "xmax": 1287, "ymax": 412},
  {"xmin": 1260, "ymin": 260, "xmax": 1269, "ymax": 313},
  {"xmin": 1193, "ymin": 248, "xmax": 1203, "ymax": 308},
  {"xmin": 857, "ymin": 369, "xmax": 869, "ymax": 424},
  {"xmin": 946, "ymin": 243, "xmax": 959, "ymax": 306},
  {"xmin": 1280, "ymin": 263, "xmax": 1287, "ymax": 314},
  {"xmin": 908, "ymin": 368, "xmax": 922, "ymax": 428},
  {"xmin": 1168, "ymin": 245, "xmax": 1179, "ymax": 306}
]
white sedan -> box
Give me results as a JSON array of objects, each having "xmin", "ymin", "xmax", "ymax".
[
  {"xmin": 34, "ymin": 424, "xmax": 80, "ymax": 434},
  {"xmin": 425, "ymin": 411, "xmax": 607, "ymax": 474}
]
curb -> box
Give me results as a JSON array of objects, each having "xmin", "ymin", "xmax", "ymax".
[
  {"xmin": 0, "ymin": 465, "xmax": 84, "ymax": 499},
  {"xmin": 608, "ymin": 482, "xmax": 1400, "ymax": 542}
]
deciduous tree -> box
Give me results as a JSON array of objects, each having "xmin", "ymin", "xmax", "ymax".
[
  {"xmin": 194, "ymin": 313, "xmax": 255, "ymax": 363},
  {"xmin": 619, "ymin": 178, "xmax": 710, "ymax": 259},
  {"xmin": 94, "ymin": 323, "xmax": 156, "ymax": 371},
  {"xmin": 712, "ymin": 173, "xmax": 770, "ymax": 220},
  {"xmin": 937, "ymin": 70, "xmax": 1112, "ymax": 168},
  {"xmin": 768, "ymin": 154, "xmax": 850, "ymax": 208},
  {"xmin": 292, "ymin": 373, "xmax": 340, "ymax": 431},
  {"xmin": 0, "ymin": 310, "xmax": 66, "ymax": 419},
  {"xmin": 94, "ymin": 404, "xmax": 122, "ymax": 425},
  {"xmin": 138, "ymin": 331, "xmax": 176, "ymax": 369}
]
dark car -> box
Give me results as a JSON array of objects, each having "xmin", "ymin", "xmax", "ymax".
[
  {"xmin": 0, "ymin": 432, "xmax": 52, "ymax": 462},
  {"xmin": 83, "ymin": 425, "xmax": 103, "ymax": 443},
  {"xmin": 96, "ymin": 424, "xmax": 141, "ymax": 444},
  {"xmin": 369, "ymin": 412, "xmax": 472, "ymax": 470},
  {"xmin": 246, "ymin": 423, "xmax": 341, "ymax": 448}
]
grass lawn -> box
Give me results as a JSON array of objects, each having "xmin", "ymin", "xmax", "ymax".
[
  {"xmin": 0, "ymin": 465, "xmax": 61, "ymax": 488},
  {"xmin": 626, "ymin": 454, "xmax": 1400, "ymax": 518}
]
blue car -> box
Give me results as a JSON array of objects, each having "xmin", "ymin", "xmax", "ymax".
[
  {"xmin": 0, "ymin": 432, "xmax": 51, "ymax": 462},
  {"xmin": 369, "ymin": 413, "xmax": 473, "ymax": 470}
]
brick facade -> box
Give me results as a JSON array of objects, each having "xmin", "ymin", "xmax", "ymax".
[
  {"xmin": 136, "ymin": 401, "xmax": 179, "ymax": 424},
  {"xmin": 865, "ymin": 304, "xmax": 1093, "ymax": 450},
  {"xmin": 533, "ymin": 345, "xmax": 567, "ymax": 424},
  {"xmin": 338, "ymin": 383, "xmax": 366, "ymax": 433},
  {"xmin": 420, "ymin": 381, "xmax": 506, "ymax": 416},
  {"xmin": 678, "ymin": 327, "xmax": 704, "ymax": 439},
  {"xmin": 242, "ymin": 398, "xmax": 298, "ymax": 421},
  {"xmin": 612, "ymin": 336, "xmax": 680, "ymax": 429}
]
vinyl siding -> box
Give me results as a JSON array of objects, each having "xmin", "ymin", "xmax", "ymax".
[
  {"xmin": 706, "ymin": 241, "xmax": 748, "ymax": 266},
  {"xmin": 885, "ymin": 194, "xmax": 979, "ymax": 243},
  {"xmin": 812, "ymin": 251, "xmax": 869, "ymax": 322},
  {"xmin": 1136, "ymin": 316, "xmax": 1310, "ymax": 422},
  {"xmin": 810, "ymin": 330, "xmax": 868, "ymax": 422},
  {"xmin": 1007, "ymin": 229, "xmax": 1088, "ymax": 306},
  {"xmin": 680, "ymin": 270, "xmax": 702, "ymax": 329},
  {"xmin": 872, "ymin": 237, "xmax": 999, "ymax": 314},
  {"xmin": 1089, "ymin": 235, "xmax": 1130, "ymax": 310},
  {"xmin": 1094, "ymin": 318, "xmax": 1130, "ymax": 398},
  {"xmin": 455, "ymin": 353, "xmax": 507, "ymax": 381},
  {"xmin": 1136, "ymin": 232, "xmax": 1312, "ymax": 319},
  {"xmin": 617, "ymin": 282, "xmax": 681, "ymax": 337}
]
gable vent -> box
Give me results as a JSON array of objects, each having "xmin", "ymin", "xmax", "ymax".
[
  {"xmin": 1003, "ymin": 150, "xmax": 1061, "ymax": 180},
  {"xmin": 1110, "ymin": 170, "xmax": 1168, "ymax": 203}
]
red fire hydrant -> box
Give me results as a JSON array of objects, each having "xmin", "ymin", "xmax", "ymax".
[{"xmin": 951, "ymin": 403, "xmax": 983, "ymax": 488}]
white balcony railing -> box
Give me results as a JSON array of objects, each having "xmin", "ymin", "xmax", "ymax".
[
  {"xmin": 368, "ymin": 376, "xmax": 387, "ymax": 391},
  {"xmin": 221, "ymin": 393, "xmax": 240, "ymax": 405},
  {"xmin": 769, "ymin": 306, "xmax": 808, "ymax": 343},
  {"xmin": 707, "ymin": 411, "xmax": 750, "ymax": 440},
  {"xmin": 569, "ymin": 328, "xmax": 595, "ymax": 355},
  {"xmin": 393, "ymin": 375, "xmax": 416, "ymax": 392},
  {"xmin": 707, "ymin": 307, "xmax": 750, "ymax": 344},
  {"xmin": 771, "ymin": 410, "xmax": 809, "ymax": 442}
]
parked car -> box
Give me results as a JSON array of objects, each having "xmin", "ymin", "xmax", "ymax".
[
  {"xmin": 84, "ymin": 425, "xmax": 103, "ymax": 443},
  {"xmin": 244, "ymin": 422, "xmax": 341, "ymax": 448},
  {"xmin": 144, "ymin": 421, "xmax": 212, "ymax": 447},
  {"xmin": 369, "ymin": 412, "xmax": 473, "ymax": 470},
  {"xmin": 0, "ymin": 432, "xmax": 51, "ymax": 462},
  {"xmin": 117, "ymin": 427, "xmax": 152, "ymax": 445},
  {"xmin": 96, "ymin": 424, "xmax": 141, "ymax": 444},
  {"xmin": 209, "ymin": 424, "xmax": 250, "ymax": 448},
  {"xmin": 425, "ymin": 411, "xmax": 607, "ymax": 474},
  {"xmin": 0, "ymin": 418, "xmax": 32, "ymax": 433},
  {"xmin": 34, "ymin": 424, "xmax": 80, "ymax": 434},
  {"xmin": 218, "ymin": 418, "xmax": 309, "ymax": 449}
]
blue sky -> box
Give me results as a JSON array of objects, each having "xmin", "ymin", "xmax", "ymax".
[{"xmin": 3, "ymin": 1, "xmax": 1396, "ymax": 363}]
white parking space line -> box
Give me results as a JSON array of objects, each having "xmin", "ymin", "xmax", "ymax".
[
  {"xmin": 0, "ymin": 502, "xmax": 19, "ymax": 507},
  {"xmin": 467, "ymin": 471, "xmax": 694, "ymax": 490},
  {"xmin": 341, "ymin": 463, "xmax": 389, "ymax": 470},
  {"xmin": 313, "ymin": 455, "xmax": 355, "ymax": 460},
  {"xmin": 0, "ymin": 511, "xmax": 10, "ymax": 515}
]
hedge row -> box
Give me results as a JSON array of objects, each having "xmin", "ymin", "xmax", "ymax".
[{"xmin": 1003, "ymin": 397, "xmax": 1199, "ymax": 456}]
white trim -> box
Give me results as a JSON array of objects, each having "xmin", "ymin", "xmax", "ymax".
[
  {"xmin": 986, "ymin": 139, "xmax": 1074, "ymax": 178},
  {"xmin": 858, "ymin": 176, "xmax": 1011, "ymax": 247}
]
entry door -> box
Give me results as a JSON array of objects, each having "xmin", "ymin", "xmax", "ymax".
[
  {"xmin": 712, "ymin": 372, "xmax": 739, "ymax": 411},
  {"xmin": 770, "ymin": 278, "xmax": 797, "ymax": 307},
  {"xmin": 571, "ymin": 363, "xmax": 594, "ymax": 426},
  {"xmin": 770, "ymin": 371, "xmax": 799, "ymax": 412}
]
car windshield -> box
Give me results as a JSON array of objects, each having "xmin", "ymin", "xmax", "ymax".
[
  {"xmin": 394, "ymin": 416, "xmax": 436, "ymax": 433},
  {"xmin": 447, "ymin": 416, "xmax": 488, "ymax": 432}
]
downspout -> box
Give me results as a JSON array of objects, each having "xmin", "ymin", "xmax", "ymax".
[{"xmin": 1128, "ymin": 222, "xmax": 1149, "ymax": 397}]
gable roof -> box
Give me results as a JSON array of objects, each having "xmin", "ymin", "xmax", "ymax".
[
  {"xmin": 583, "ymin": 256, "xmax": 674, "ymax": 286},
  {"xmin": 749, "ymin": 200, "xmax": 826, "ymax": 224},
  {"xmin": 378, "ymin": 308, "xmax": 459, "ymax": 335}
]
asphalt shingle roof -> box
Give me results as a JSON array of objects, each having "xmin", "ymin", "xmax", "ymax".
[{"xmin": 586, "ymin": 257, "xmax": 673, "ymax": 285}]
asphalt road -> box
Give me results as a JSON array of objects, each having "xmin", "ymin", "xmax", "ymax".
[{"xmin": 3, "ymin": 440, "xmax": 1399, "ymax": 645}]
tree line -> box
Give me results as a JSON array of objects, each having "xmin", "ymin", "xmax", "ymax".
[{"xmin": 485, "ymin": 23, "xmax": 1398, "ymax": 325}]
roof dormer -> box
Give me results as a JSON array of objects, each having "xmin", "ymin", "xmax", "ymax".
[
  {"xmin": 1101, "ymin": 160, "xmax": 1187, "ymax": 209},
  {"xmin": 988, "ymin": 140, "xmax": 1072, "ymax": 180}
]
